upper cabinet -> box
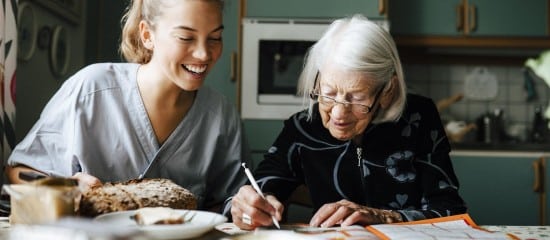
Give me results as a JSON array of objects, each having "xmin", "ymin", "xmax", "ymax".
[
  {"xmin": 247, "ymin": 0, "xmax": 387, "ymax": 19},
  {"xmin": 467, "ymin": 0, "xmax": 547, "ymax": 37},
  {"xmin": 388, "ymin": 0, "xmax": 550, "ymax": 48},
  {"xmin": 390, "ymin": 0, "xmax": 548, "ymax": 37}
]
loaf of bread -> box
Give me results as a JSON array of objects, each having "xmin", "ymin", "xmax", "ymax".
[{"xmin": 78, "ymin": 178, "xmax": 196, "ymax": 217}]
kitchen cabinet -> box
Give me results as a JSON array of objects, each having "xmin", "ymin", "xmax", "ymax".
[
  {"xmin": 203, "ymin": 0, "xmax": 240, "ymax": 103},
  {"xmin": 243, "ymin": 120, "xmax": 283, "ymax": 169},
  {"xmin": 247, "ymin": 0, "xmax": 387, "ymax": 19},
  {"xmin": 390, "ymin": 0, "xmax": 547, "ymax": 37},
  {"xmin": 388, "ymin": 0, "xmax": 550, "ymax": 48},
  {"xmin": 451, "ymin": 153, "xmax": 548, "ymax": 225}
]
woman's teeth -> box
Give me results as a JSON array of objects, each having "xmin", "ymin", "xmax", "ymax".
[{"xmin": 183, "ymin": 64, "xmax": 207, "ymax": 74}]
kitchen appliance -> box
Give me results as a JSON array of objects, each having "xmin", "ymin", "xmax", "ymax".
[
  {"xmin": 531, "ymin": 106, "xmax": 548, "ymax": 143},
  {"xmin": 241, "ymin": 18, "xmax": 389, "ymax": 119},
  {"xmin": 476, "ymin": 108, "xmax": 506, "ymax": 143},
  {"xmin": 241, "ymin": 18, "xmax": 329, "ymax": 119}
]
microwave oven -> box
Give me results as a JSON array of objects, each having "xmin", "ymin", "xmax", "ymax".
[{"xmin": 241, "ymin": 18, "xmax": 389, "ymax": 120}]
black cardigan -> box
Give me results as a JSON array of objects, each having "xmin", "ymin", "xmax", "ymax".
[{"xmin": 254, "ymin": 93, "xmax": 467, "ymax": 221}]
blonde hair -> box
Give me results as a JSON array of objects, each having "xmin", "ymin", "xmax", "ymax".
[
  {"xmin": 298, "ymin": 14, "xmax": 407, "ymax": 123},
  {"xmin": 119, "ymin": 0, "xmax": 224, "ymax": 63}
]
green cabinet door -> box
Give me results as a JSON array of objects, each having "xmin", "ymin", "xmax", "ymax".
[
  {"xmin": 204, "ymin": 0, "xmax": 240, "ymax": 104},
  {"xmin": 243, "ymin": 119, "xmax": 283, "ymax": 147},
  {"xmin": 247, "ymin": 0, "xmax": 385, "ymax": 19},
  {"xmin": 451, "ymin": 155, "xmax": 540, "ymax": 225},
  {"xmin": 469, "ymin": 0, "xmax": 547, "ymax": 37},
  {"xmin": 390, "ymin": 0, "xmax": 548, "ymax": 37},
  {"xmin": 545, "ymin": 157, "xmax": 550, "ymax": 225},
  {"xmin": 389, "ymin": 0, "xmax": 460, "ymax": 36}
]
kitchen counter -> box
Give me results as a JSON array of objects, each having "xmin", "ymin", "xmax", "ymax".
[
  {"xmin": 451, "ymin": 142, "xmax": 550, "ymax": 157},
  {"xmin": 452, "ymin": 142, "xmax": 549, "ymax": 152}
]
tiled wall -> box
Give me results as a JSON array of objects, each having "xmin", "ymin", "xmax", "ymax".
[{"xmin": 403, "ymin": 64, "xmax": 550, "ymax": 143}]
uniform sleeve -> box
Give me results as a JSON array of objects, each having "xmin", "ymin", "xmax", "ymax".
[
  {"xmin": 7, "ymin": 75, "xmax": 83, "ymax": 177},
  {"xmin": 399, "ymin": 97, "xmax": 467, "ymax": 221},
  {"xmin": 204, "ymin": 101, "xmax": 250, "ymax": 210}
]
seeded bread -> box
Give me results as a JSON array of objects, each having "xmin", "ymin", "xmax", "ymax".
[{"xmin": 79, "ymin": 178, "xmax": 197, "ymax": 217}]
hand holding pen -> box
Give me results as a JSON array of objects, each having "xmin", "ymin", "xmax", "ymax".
[{"xmin": 240, "ymin": 163, "xmax": 281, "ymax": 229}]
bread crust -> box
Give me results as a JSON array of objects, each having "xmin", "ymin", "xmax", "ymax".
[{"xmin": 79, "ymin": 178, "xmax": 197, "ymax": 217}]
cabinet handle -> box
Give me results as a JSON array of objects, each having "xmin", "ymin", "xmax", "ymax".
[
  {"xmin": 469, "ymin": 4, "xmax": 477, "ymax": 32},
  {"xmin": 456, "ymin": 1, "xmax": 465, "ymax": 31},
  {"xmin": 533, "ymin": 157, "xmax": 547, "ymax": 225},
  {"xmin": 378, "ymin": 0, "xmax": 387, "ymax": 16},
  {"xmin": 533, "ymin": 157, "xmax": 544, "ymax": 193},
  {"xmin": 230, "ymin": 51, "xmax": 237, "ymax": 82}
]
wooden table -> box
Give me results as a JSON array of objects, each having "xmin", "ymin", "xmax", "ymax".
[
  {"xmin": 2, "ymin": 217, "xmax": 550, "ymax": 239},
  {"xmin": 184, "ymin": 224, "xmax": 550, "ymax": 239}
]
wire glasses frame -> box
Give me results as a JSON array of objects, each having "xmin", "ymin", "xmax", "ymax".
[{"xmin": 309, "ymin": 71, "xmax": 384, "ymax": 116}]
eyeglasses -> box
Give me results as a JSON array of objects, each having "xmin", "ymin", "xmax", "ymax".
[
  {"xmin": 309, "ymin": 71, "xmax": 383, "ymax": 116},
  {"xmin": 310, "ymin": 92, "xmax": 378, "ymax": 115}
]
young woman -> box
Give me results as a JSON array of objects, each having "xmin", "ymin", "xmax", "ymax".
[{"xmin": 6, "ymin": 0, "xmax": 249, "ymax": 211}]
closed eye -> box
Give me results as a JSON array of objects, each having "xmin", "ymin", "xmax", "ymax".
[{"xmin": 177, "ymin": 36, "xmax": 194, "ymax": 42}]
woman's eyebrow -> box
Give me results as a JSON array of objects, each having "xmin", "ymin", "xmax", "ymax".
[{"xmin": 175, "ymin": 25, "xmax": 224, "ymax": 33}]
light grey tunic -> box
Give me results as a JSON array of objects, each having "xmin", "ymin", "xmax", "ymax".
[{"xmin": 8, "ymin": 63, "xmax": 250, "ymax": 209}]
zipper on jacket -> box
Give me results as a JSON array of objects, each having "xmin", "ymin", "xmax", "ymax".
[
  {"xmin": 356, "ymin": 147, "xmax": 362, "ymax": 167},
  {"xmin": 356, "ymin": 146, "xmax": 368, "ymax": 205}
]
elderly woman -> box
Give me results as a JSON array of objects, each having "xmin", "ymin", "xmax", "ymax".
[{"xmin": 228, "ymin": 14, "xmax": 467, "ymax": 230}]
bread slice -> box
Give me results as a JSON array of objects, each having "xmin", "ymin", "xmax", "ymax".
[{"xmin": 133, "ymin": 207, "xmax": 185, "ymax": 225}]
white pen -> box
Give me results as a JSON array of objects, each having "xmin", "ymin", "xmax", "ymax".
[{"xmin": 241, "ymin": 163, "xmax": 281, "ymax": 229}]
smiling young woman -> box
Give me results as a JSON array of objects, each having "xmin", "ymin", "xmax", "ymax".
[{"xmin": 6, "ymin": 0, "xmax": 250, "ymax": 213}]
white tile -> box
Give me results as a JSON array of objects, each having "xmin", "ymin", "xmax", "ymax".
[{"xmin": 429, "ymin": 65, "xmax": 451, "ymax": 83}]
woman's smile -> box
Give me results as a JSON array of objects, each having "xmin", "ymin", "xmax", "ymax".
[
  {"xmin": 181, "ymin": 64, "xmax": 209, "ymax": 80},
  {"xmin": 331, "ymin": 120, "xmax": 353, "ymax": 129},
  {"xmin": 182, "ymin": 64, "xmax": 207, "ymax": 74}
]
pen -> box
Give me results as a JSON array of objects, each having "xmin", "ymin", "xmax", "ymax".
[{"xmin": 241, "ymin": 163, "xmax": 281, "ymax": 229}]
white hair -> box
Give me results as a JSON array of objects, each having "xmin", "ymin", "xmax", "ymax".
[{"xmin": 298, "ymin": 14, "xmax": 407, "ymax": 123}]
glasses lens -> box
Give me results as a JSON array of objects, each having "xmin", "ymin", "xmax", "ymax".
[
  {"xmin": 351, "ymin": 104, "xmax": 370, "ymax": 114},
  {"xmin": 316, "ymin": 95, "xmax": 370, "ymax": 116},
  {"xmin": 318, "ymin": 96, "xmax": 335, "ymax": 106}
]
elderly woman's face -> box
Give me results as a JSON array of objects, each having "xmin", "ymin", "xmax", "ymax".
[{"xmin": 317, "ymin": 65, "xmax": 379, "ymax": 142}]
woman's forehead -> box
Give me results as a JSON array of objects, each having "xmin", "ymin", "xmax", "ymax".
[
  {"xmin": 319, "ymin": 67, "xmax": 376, "ymax": 91},
  {"xmin": 156, "ymin": 0, "xmax": 222, "ymax": 30}
]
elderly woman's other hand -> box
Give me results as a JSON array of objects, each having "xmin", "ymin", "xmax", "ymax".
[
  {"xmin": 231, "ymin": 185, "xmax": 284, "ymax": 230},
  {"xmin": 310, "ymin": 199, "xmax": 403, "ymax": 227}
]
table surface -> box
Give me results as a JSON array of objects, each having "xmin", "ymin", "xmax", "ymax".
[{"xmin": 1, "ymin": 217, "xmax": 550, "ymax": 240}]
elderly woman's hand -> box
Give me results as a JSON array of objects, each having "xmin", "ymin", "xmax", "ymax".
[
  {"xmin": 230, "ymin": 185, "xmax": 284, "ymax": 230},
  {"xmin": 309, "ymin": 199, "xmax": 403, "ymax": 227}
]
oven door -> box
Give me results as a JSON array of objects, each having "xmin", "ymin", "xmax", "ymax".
[
  {"xmin": 258, "ymin": 40, "xmax": 314, "ymax": 103},
  {"xmin": 241, "ymin": 18, "xmax": 330, "ymax": 119}
]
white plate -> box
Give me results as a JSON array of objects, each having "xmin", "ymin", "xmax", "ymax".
[{"xmin": 94, "ymin": 209, "xmax": 227, "ymax": 239}]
